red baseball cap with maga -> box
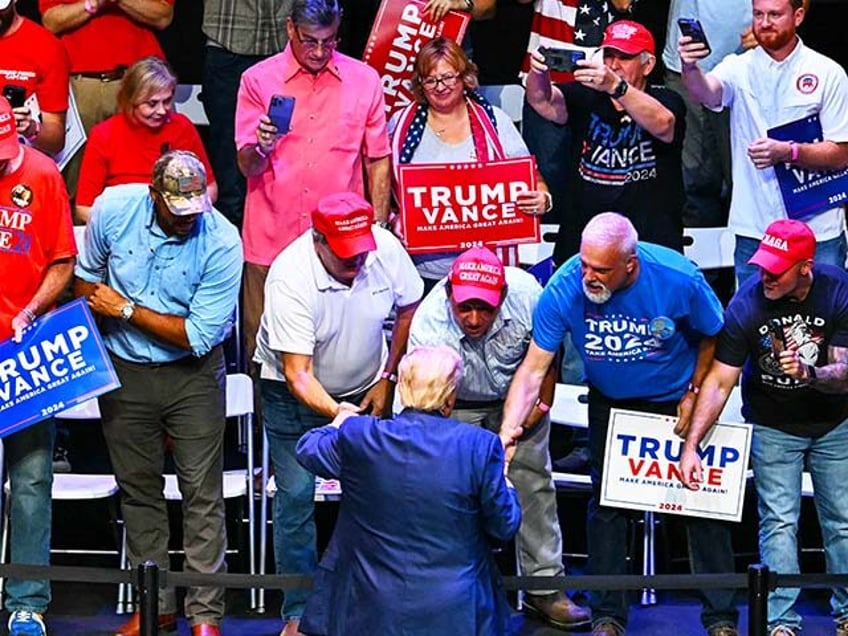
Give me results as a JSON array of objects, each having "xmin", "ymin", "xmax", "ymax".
[
  {"xmin": 601, "ymin": 20, "xmax": 656, "ymax": 56},
  {"xmin": 449, "ymin": 247, "xmax": 506, "ymax": 307},
  {"xmin": 748, "ymin": 219, "xmax": 816, "ymax": 274},
  {"xmin": 311, "ymin": 192, "xmax": 377, "ymax": 259},
  {"xmin": 0, "ymin": 97, "xmax": 20, "ymax": 161}
]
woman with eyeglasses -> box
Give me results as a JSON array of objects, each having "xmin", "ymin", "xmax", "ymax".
[
  {"xmin": 74, "ymin": 57, "xmax": 217, "ymax": 224},
  {"xmin": 390, "ymin": 37, "xmax": 550, "ymax": 291}
]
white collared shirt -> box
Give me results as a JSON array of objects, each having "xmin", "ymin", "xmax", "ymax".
[{"xmin": 710, "ymin": 38, "xmax": 848, "ymax": 239}]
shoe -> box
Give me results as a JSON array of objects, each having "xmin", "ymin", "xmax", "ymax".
[
  {"xmin": 113, "ymin": 612, "xmax": 178, "ymax": 636},
  {"xmin": 593, "ymin": 620, "xmax": 625, "ymax": 636},
  {"xmin": 708, "ymin": 626, "xmax": 739, "ymax": 636},
  {"xmin": 769, "ymin": 627, "xmax": 797, "ymax": 636},
  {"xmin": 191, "ymin": 625, "xmax": 220, "ymax": 636},
  {"xmin": 523, "ymin": 591, "xmax": 591, "ymax": 629},
  {"xmin": 280, "ymin": 618, "xmax": 305, "ymax": 636},
  {"xmin": 52, "ymin": 445, "xmax": 71, "ymax": 473},
  {"xmin": 553, "ymin": 446, "xmax": 590, "ymax": 474},
  {"xmin": 8, "ymin": 611, "xmax": 46, "ymax": 636}
]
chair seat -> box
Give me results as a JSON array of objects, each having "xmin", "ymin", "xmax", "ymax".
[
  {"xmin": 4, "ymin": 474, "xmax": 119, "ymax": 500},
  {"xmin": 163, "ymin": 470, "xmax": 248, "ymax": 500}
]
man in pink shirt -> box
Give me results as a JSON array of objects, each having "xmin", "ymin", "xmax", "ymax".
[{"xmin": 235, "ymin": 0, "xmax": 390, "ymax": 370}]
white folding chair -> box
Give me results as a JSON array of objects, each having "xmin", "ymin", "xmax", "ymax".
[{"xmin": 683, "ymin": 227, "xmax": 735, "ymax": 271}]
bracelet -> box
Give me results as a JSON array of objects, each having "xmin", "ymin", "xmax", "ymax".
[
  {"xmin": 22, "ymin": 308, "xmax": 36, "ymax": 323},
  {"xmin": 83, "ymin": 0, "xmax": 98, "ymax": 15},
  {"xmin": 254, "ymin": 144, "xmax": 269, "ymax": 159},
  {"xmin": 542, "ymin": 190, "xmax": 553, "ymax": 213},
  {"xmin": 687, "ymin": 382, "xmax": 700, "ymax": 395},
  {"xmin": 790, "ymin": 142, "xmax": 800, "ymax": 163},
  {"xmin": 381, "ymin": 371, "xmax": 398, "ymax": 383},
  {"xmin": 535, "ymin": 398, "xmax": 550, "ymax": 413}
]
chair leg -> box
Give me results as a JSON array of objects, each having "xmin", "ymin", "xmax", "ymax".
[
  {"xmin": 0, "ymin": 489, "xmax": 9, "ymax": 600},
  {"xmin": 120, "ymin": 525, "xmax": 135, "ymax": 614},
  {"xmin": 640, "ymin": 511, "xmax": 657, "ymax": 606},
  {"xmin": 257, "ymin": 431, "xmax": 269, "ymax": 614},
  {"xmin": 246, "ymin": 412, "xmax": 257, "ymax": 611}
]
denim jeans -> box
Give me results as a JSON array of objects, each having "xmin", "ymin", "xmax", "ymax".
[
  {"xmin": 751, "ymin": 420, "xmax": 848, "ymax": 631},
  {"xmin": 521, "ymin": 101, "xmax": 572, "ymax": 228},
  {"xmin": 261, "ymin": 379, "xmax": 355, "ymax": 620},
  {"xmin": 586, "ymin": 389, "xmax": 738, "ymax": 630},
  {"xmin": 4, "ymin": 419, "xmax": 54, "ymax": 614},
  {"xmin": 734, "ymin": 234, "xmax": 847, "ymax": 288},
  {"xmin": 201, "ymin": 46, "xmax": 268, "ymax": 230}
]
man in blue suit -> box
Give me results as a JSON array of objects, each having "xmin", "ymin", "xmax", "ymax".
[{"xmin": 296, "ymin": 345, "xmax": 522, "ymax": 636}]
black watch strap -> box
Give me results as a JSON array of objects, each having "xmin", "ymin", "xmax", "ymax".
[{"xmin": 611, "ymin": 78, "xmax": 629, "ymax": 99}]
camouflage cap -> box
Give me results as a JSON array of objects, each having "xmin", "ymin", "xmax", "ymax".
[{"xmin": 152, "ymin": 150, "xmax": 212, "ymax": 216}]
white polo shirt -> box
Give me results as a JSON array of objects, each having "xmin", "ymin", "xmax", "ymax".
[
  {"xmin": 254, "ymin": 227, "xmax": 424, "ymax": 397},
  {"xmin": 710, "ymin": 38, "xmax": 848, "ymax": 240}
]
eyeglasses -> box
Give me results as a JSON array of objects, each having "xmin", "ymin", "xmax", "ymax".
[
  {"xmin": 294, "ymin": 26, "xmax": 339, "ymax": 51},
  {"xmin": 420, "ymin": 73, "xmax": 461, "ymax": 90}
]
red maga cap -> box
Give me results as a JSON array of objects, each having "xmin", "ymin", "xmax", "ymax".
[
  {"xmin": 449, "ymin": 247, "xmax": 506, "ymax": 307},
  {"xmin": 748, "ymin": 219, "xmax": 816, "ymax": 274},
  {"xmin": 601, "ymin": 20, "xmax": 656, "ymax": 56},
  {"xmin": 312, "ymin": 192, "xmax": 377, "ymax": 259},
  {"xmin": 0, "ymin": 97, "xmax": 20, "ymax": 161}
]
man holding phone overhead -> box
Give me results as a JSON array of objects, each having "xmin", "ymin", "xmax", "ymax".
[
  {"xmin": 525, "ymin": 20, "xmax": 687, "ymax": 265},
  {"xmin": 0, "ymin": 0, "xmax": 70, "ymax": 156},
  {"xmin": 235, "ymin": 0, "xmax": 390, "ymax": 371}
]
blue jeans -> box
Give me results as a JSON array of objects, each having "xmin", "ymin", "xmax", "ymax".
[
  {"xmin": 751, "ymin": 421, "xmax": 848, "ymax": 631},
  {"xmin": 260, "ymin": 380, "xmax": 335, "ymax": 620},
  {"xmin": 201, "ymin": 46, "xmax": 268, "ymax": 230},
  {"xmin": 521, "ymin": 101, "xmax": 571, "ymax": 228},
  {"xmin": 4, "ymin": 419, "xmax": 54, "ymax": 614},
  {"xmin": 734, "ymin": 233, "xmax": 847, "ymax": 288},
  {"xmin": 586, "ymin": 390, "xmax": 738, "ymax": 630}
]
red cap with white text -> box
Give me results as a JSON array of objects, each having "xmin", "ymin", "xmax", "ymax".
[
  {"xmin": 0, "ymin": 97, "xmax": 20, "ymax": 161},
  {"xmin": 312, "ymin": 192, "xmax": 377, "ymax": 259},
  {"xmin": 448, "ymin": 247, "xmax": 506, "ymax": 307},
  {"xmin": 601, "ymin": 20, "xmax": 655, "ymax": 56},
  {"xmin": 748, "ymin": 219, "xmax": 816, "ymax": 274}
]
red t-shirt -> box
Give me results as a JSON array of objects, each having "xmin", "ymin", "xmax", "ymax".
[
  {"xmin": 38, "ymin": 0, "xmax": 174, "ymax": 73},
  {"xmin": 76, "ymin": 112, "xmax": 216, "ymax": 207},
  {"xmin": 0, "ymin": 18, "xmax": 70, "ymax": 113},
  {"xmin": 0, "ymin": 147, "xmax": 76, "ymax": 342}
]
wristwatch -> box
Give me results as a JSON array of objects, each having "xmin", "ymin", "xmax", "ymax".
[
  {"xmin": 120, "ymin": 301, "xmax": 136, "ymax": 322},
  {"xmin": 611, "ymin": 78, "xmax": 629, "ymax": 99},
  {"xmin": 463, "ymin": 0, "xmax": 474, "ymax": 11}
]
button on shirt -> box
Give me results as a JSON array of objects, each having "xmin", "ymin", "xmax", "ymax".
[
  {"xmin": 75, "ymin": 184, "xmax": 243, "ymax": 363},
  {"xmin": 711, "ymin": 39, "xmax": 848, "ymax": 240},
  {"xmin": 235, "ymin": 47, "xmax": 390, "ymax": 266},
  {"xmin": 409, "ymin": 268, "xmax": 541, "ymax": 402}
]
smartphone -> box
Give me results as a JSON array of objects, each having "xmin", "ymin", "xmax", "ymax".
[
  {"xmin": 678, "ymin": 18, "xmax": 712, "ymax": 56},
  {"xmin": 538, "ymin": 47, "xmax": 586, "ymax": 73},
  {"xmin": 767, "ymin": 318, "xmax": 786, "ymax": 358},
  {"xmin": 268, "ymin": 95, "xmax": 295, "ymax": 134},
  {"xmin": 3, "ymin": 84, "xmax": 26, "ymax": 109}
]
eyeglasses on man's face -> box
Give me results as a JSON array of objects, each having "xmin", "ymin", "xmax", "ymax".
[{"xmin": 294, "ymin": 26, "xmax": 339, "ymax": 52}]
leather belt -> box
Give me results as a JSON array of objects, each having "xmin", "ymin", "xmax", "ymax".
[{"xmin": 75, "ymin": 67, "xmax": 127, "ymax": 82}]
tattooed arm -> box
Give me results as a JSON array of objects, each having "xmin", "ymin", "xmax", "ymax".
[{"xmin": 778, "ymin": 345, "xmax": 848, "ymax": 394}]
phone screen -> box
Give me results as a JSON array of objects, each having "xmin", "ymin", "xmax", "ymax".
[
  {"xmin": 678, "ymin": 18, "xmax": 712, "ymax": 55},
  {"xmin": 3, "ymin": 84, "xmax": 26, "ymax": 109},
  {"xmin": 539, "ymin": 47, "xmax": 586, "ymax": 74},
  {"xmin": 268, "ymin": 95, "xmax": 295, "ymax": 134}
]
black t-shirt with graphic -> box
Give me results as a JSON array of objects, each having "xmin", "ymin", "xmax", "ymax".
[
  {"xmin": 553, "ymin": 83, "xmax": 686, "ymax": 264},
  {"xmin": 716, "ymin": 264, "xmax": 848, "ymax": 437}
]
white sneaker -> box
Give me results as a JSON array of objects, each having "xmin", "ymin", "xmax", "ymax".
[{"xmin": 8, "ymin": 610, "xmax": 46, "ymax": 636}]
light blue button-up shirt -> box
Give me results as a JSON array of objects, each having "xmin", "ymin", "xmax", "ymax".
[
  {"xmin": 75, "ymin": 184, "xmax": 243, "ymax": 363},
  {"xmin": 409, "ymin": 267, "xmax": 541, "ymax": 402}
]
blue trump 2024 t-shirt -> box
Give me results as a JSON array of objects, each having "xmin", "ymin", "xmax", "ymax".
[{"xmin": 534, "ymin": 243, "xmax": 724, "ymax": 402}]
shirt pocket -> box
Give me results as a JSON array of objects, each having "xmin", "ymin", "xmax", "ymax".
[{"xmin": 487, "ymin": 324, "xmax": 531, "ymax": 392}]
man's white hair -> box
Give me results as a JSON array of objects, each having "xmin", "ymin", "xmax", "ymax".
[{"xmin": 581, "ymin": 212, "xmax": 638, "ymax": 257}]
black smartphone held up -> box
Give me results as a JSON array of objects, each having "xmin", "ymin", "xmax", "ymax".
[
  {"xmin": 538, "ymin": 47, "xmax": 586, "ymax": 73},
  {"xmin": 768, "ymin": 318, "xmax": 787, "ymax": 359},
  {"xmin": 3, "ymin": 84, "xmax": 26, "ymax": 109},
  {"xmin": 267, "ymin": 94, "xmax": 295, "ymax": 134},
  {"xmin": 678, "ymin": 18, "xmax": 712, "ymax": 56}
]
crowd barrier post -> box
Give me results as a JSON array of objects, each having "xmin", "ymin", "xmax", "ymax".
[
  {"xmin": 747, "ymin": 564, "xmax": 770, "ymax": 636},
  {"xmin": 139, "ymin": 561, "xmax": 160, "ymax": 636}
]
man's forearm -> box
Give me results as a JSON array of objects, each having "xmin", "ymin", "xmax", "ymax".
[
  {"xmin": 40, "ymin": 3, "xmax": 90, "ymax": 35},
  {"xmin": 116, "ymin": 0, "xmax": 174, "ymax": 30},
  {"xmin": 34, "ymin": 113, "xmax": 67, "ymax": 157},
  {"xmin": 365, "ymin": 155, "xmax": 391, "ymax": 223},
  {"xmin": 237, "ymin": 145, "xmax": 270, "ymax": 178},
  {"xmin": 385, "ymin": 303, "xmax": 418, "ymax": 375},
  {"xmin": 25, "ymin": 258, "xmax": 75, "ymax": 316},
  {"xmin": 617, "ymin": 88, "xmax": 675, "ymax": 143},
  {"xmin": 288, "ymin": 371, "xmax": 342, "ymax": 418},
  {"xmin": 681, "ymin": 64, "xmax": 723, "ymax": 110},
  {"xmin": 793, "ymin": 141, "xmax": 848, "ymax": 172}
]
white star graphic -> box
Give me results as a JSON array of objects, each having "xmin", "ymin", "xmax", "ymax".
[
  {"xmin": 574, "ymin": 28, "xmax": 586, "ymax": 41},
  {"xmin": 579, "ymin": 4, "xmax": 591, "ymax": 14}
]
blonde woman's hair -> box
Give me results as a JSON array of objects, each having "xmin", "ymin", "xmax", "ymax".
[
  {"xmin": 117, "ymin": 56, "xmax": 177, "ymax": 119},
  {"xmin": 397, "ymin": 346, "xmax": 463, "ymax": 412}
]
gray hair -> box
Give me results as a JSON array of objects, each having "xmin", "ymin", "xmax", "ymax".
[
  {"xmin": 397, "ymin": 346, "xmax": 463, "ymax": 412},
  {"xmin": 581, "ymin": 212, "xmax": 638, "ymax": 257},
  {"xmin": 290, "ymin": 0, "xmax": 342, "ymax": 28}
]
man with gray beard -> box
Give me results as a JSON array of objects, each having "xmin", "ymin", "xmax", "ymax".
[{"xmin": 500, "ymin": 212, "xmax": 739, "ymax": 636}]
